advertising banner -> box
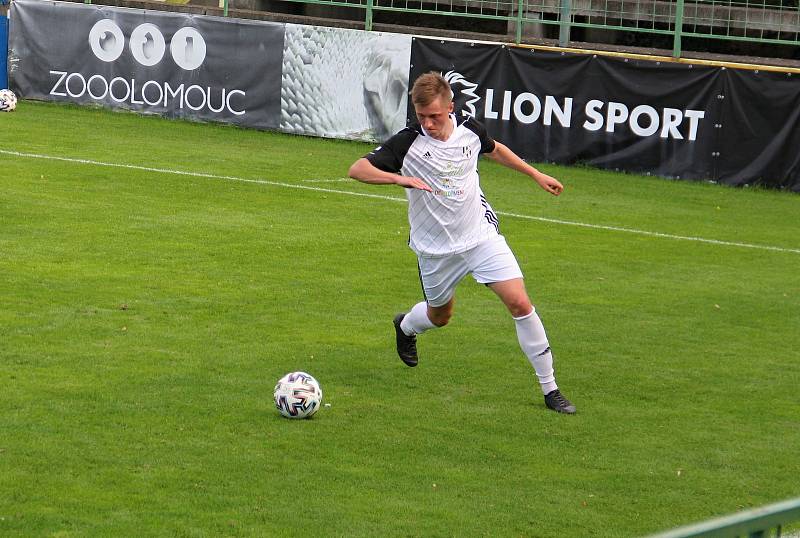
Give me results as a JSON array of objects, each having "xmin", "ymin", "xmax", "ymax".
[
  {"xmin": 280, "ymin": 24, "xmax": 412, "ymax": 142},
  {"xmin": 410, "ymin": 38, "xmax": 800, "ymax": 191},
  {"xmin": 410, "ymin": 39, "xmax": 722, "ymax": 182},
  {"xmin": 8, "ymin": 0, "xmax": 284, "ymax": 128},
  {"xmin": 716, "ymin": 68, "xmax": 800, "ymax": 190}
]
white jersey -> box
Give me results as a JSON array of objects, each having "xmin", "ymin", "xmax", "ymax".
[{"xmin": 366, "ymin": 114, "xmax": 500, "ymax": 257}]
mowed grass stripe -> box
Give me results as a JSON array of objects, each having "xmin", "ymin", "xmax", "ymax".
[{"xmin": 2, "ymin": 148, "xmax": 798, "ymax": 256}]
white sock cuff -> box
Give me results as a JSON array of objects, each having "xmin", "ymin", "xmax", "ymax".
[
  {"xmin": 512, "ymin": 306, "xmax": 536, "ymax": 322},
  {"xmin": 401, "ymin": 301, "xmax": 436, "ymax": 336}
]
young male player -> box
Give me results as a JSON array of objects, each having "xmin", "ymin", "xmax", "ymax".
[{"xmin": 348, "ymin": 72, "xmax": 576, "ymax": 414}]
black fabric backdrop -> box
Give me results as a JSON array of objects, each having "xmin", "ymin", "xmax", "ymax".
[
  {"xmin": 9, "ymin": 0, "xmax": 284, "ymax": 128},
  {"xmin": 717, "ymin": 69, "xmax": 800, "ymax": 189},
  {"xmin": 410, "ymin": 38, "xmax": 800, "ymax": 191}
]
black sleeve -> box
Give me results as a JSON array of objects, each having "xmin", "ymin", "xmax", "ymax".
[
  {"xmin": 464, "ymin": 117, "xmax": 496, "ymax": 154},
  {"xmin": 364, "ymin": 127, "xmax": 420, "ymax": 173}
]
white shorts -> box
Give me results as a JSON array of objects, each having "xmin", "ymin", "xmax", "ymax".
[{"xmin": 417, "ymin": 235, "xmax": 524, "ymax": 307}]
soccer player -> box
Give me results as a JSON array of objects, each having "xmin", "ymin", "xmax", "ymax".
[{"xmin": 348, "ymin": 72, "xmax": 576, "ymax": 414}]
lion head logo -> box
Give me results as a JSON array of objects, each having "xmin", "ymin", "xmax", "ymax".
[{"xmin": 443, "ymin": 70, "xmax": 481, "ymax": 118}]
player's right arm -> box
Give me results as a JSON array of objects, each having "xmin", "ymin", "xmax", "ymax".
[
  {"xmin": 348, "ymin": 127, "xmax": 432, "ymax": 192},
  {"xmin": 348, "ymin": 158, "xmax": 432, "ymax": 192}
]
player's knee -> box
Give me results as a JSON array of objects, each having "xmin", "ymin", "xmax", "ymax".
[
  {"xmin": 507, "ymin": 298, "xmax": 533, "ymax": 318},
  {"xmin": 430, "ymin": 312, "xmax": 451, "ymax": 327},
  {"xmin": 428, "ymin": 309, "xmax": 452, "ymax": 327}
]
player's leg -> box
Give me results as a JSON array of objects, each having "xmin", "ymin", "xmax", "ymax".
[
  {"xmin": 470, "ymin": 237, "xmax": 576, "ymax": 413},
  {"xmin": 487, "ymin": 278, "xmax": 554, "ymax": 390},
  {"xmin": 488, "ymin": 278, "xmax": 554, "ymax": 390},
  {"xmin": 394, "ymin": 298, "xmax": 453, "ymax": 366},
  {"xmin": 487, "ymin": 279, "xmax": 575, "ymax": 414},
  {"xmin": 394, "ymin": 255, "xmax": 466, "ymax": 366},
  {"xmin": 401, "ymin": 298, "xmax": 454, "ymax": 332}
]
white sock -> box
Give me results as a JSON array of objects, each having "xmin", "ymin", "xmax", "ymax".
[
  {"xmin": 400, "ymin": 301, "xmax": 436, "ymax": 336},
  {"xmin": 514, "ymin": 309, "xmax": 558, "ymax": 395}
]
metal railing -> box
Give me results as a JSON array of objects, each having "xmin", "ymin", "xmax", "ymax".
[
  {"xmin": 72, "ymin": 0, "xmax": 799, "ymax": 57},
  {"xmin": 647, "ymin": 497, "xmax": 800, "ymax": 538},
  {"xmin": 269, "ymin": 0, "xmax": 800, "ymax": 56}
]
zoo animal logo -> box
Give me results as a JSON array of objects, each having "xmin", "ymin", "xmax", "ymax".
[{"xmin": 89, "ymin": 19, "xmax": 207, "ymax": 71}]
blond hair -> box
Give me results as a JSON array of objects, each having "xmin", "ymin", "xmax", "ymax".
[{"xmin": 410, "ymin": 72, "xmax": 452, "ymax": 107}]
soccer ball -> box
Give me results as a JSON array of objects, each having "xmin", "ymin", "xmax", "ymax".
[
  {"xmin": 274, "ymin": 371, "xmax": 322, "ymax": 419},
  {"xmin": 0, "ymin": 89, "xmax": 17, "ymax": 112}
]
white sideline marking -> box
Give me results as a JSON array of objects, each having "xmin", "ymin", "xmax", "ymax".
[
  {"xmin": 3, "ymin": 148, "xmax": 799, "ymax": 255},
  {"xmin": 0, "ymin": 149, "xmax": 405, "ymax": 203},
  {"xmin": 499, "ymin": 210, "xmax": 800, "ymax": 254}
]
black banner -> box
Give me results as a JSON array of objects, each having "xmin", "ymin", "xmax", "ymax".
[
  {"xmin": 410, "ymin": 38, "xmax": 800, "ymax": 191},
  {"xmin": 9, "ymin": 0, "xmax": 284, "ymax": 128},
  {"xmin": 717, "ymin": 68, "xmax": 800, "ymax": 189}
]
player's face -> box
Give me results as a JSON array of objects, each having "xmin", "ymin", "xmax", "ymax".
[{"xmin": 415, "ymin": 96, "xmax": 455, "ymax": 141}]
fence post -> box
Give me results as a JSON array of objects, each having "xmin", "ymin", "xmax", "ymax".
[
  {"xmin": 673, "ymin": 0, "xmax": 684, "ymax": 57},
  {"xmin": 515, "ymin": 0, "xmax": 524, "ymax": 43},
  {"xmin": 366, "ymin": 0, "xmax": 374, "ymax": 31},
  {"xmin": 559, "ymin": 0, "xmax": 571, "ymax": 46}
]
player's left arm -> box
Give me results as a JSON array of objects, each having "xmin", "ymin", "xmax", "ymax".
[{"xmin": 485, "ymin": 141, "xmax": 563, "ymax": 196}]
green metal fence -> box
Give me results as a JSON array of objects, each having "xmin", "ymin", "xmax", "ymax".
[
  {"xmin": 647, "ymin": 497, "xmax": 800, "ymax": 538},
  {"xmin": 73, "ymin": 0, "xmax": 799, "ymax": 58},
  {"xmin": 269, "ymin": 0, "xmax": 799, "ymax": 56}
]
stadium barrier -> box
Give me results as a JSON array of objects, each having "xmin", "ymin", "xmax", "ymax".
[
  {"xmin": 646, "ymin": 496, "xmax": 800, "ymax": 538},
  {"xmin": 7, "ymin": 0, "xmax": 800, "ymax": 190}
]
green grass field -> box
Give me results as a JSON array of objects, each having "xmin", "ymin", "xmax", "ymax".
[{"xmin": 1, "ymin": 101, "xmax": 799, "ymax": 537}]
